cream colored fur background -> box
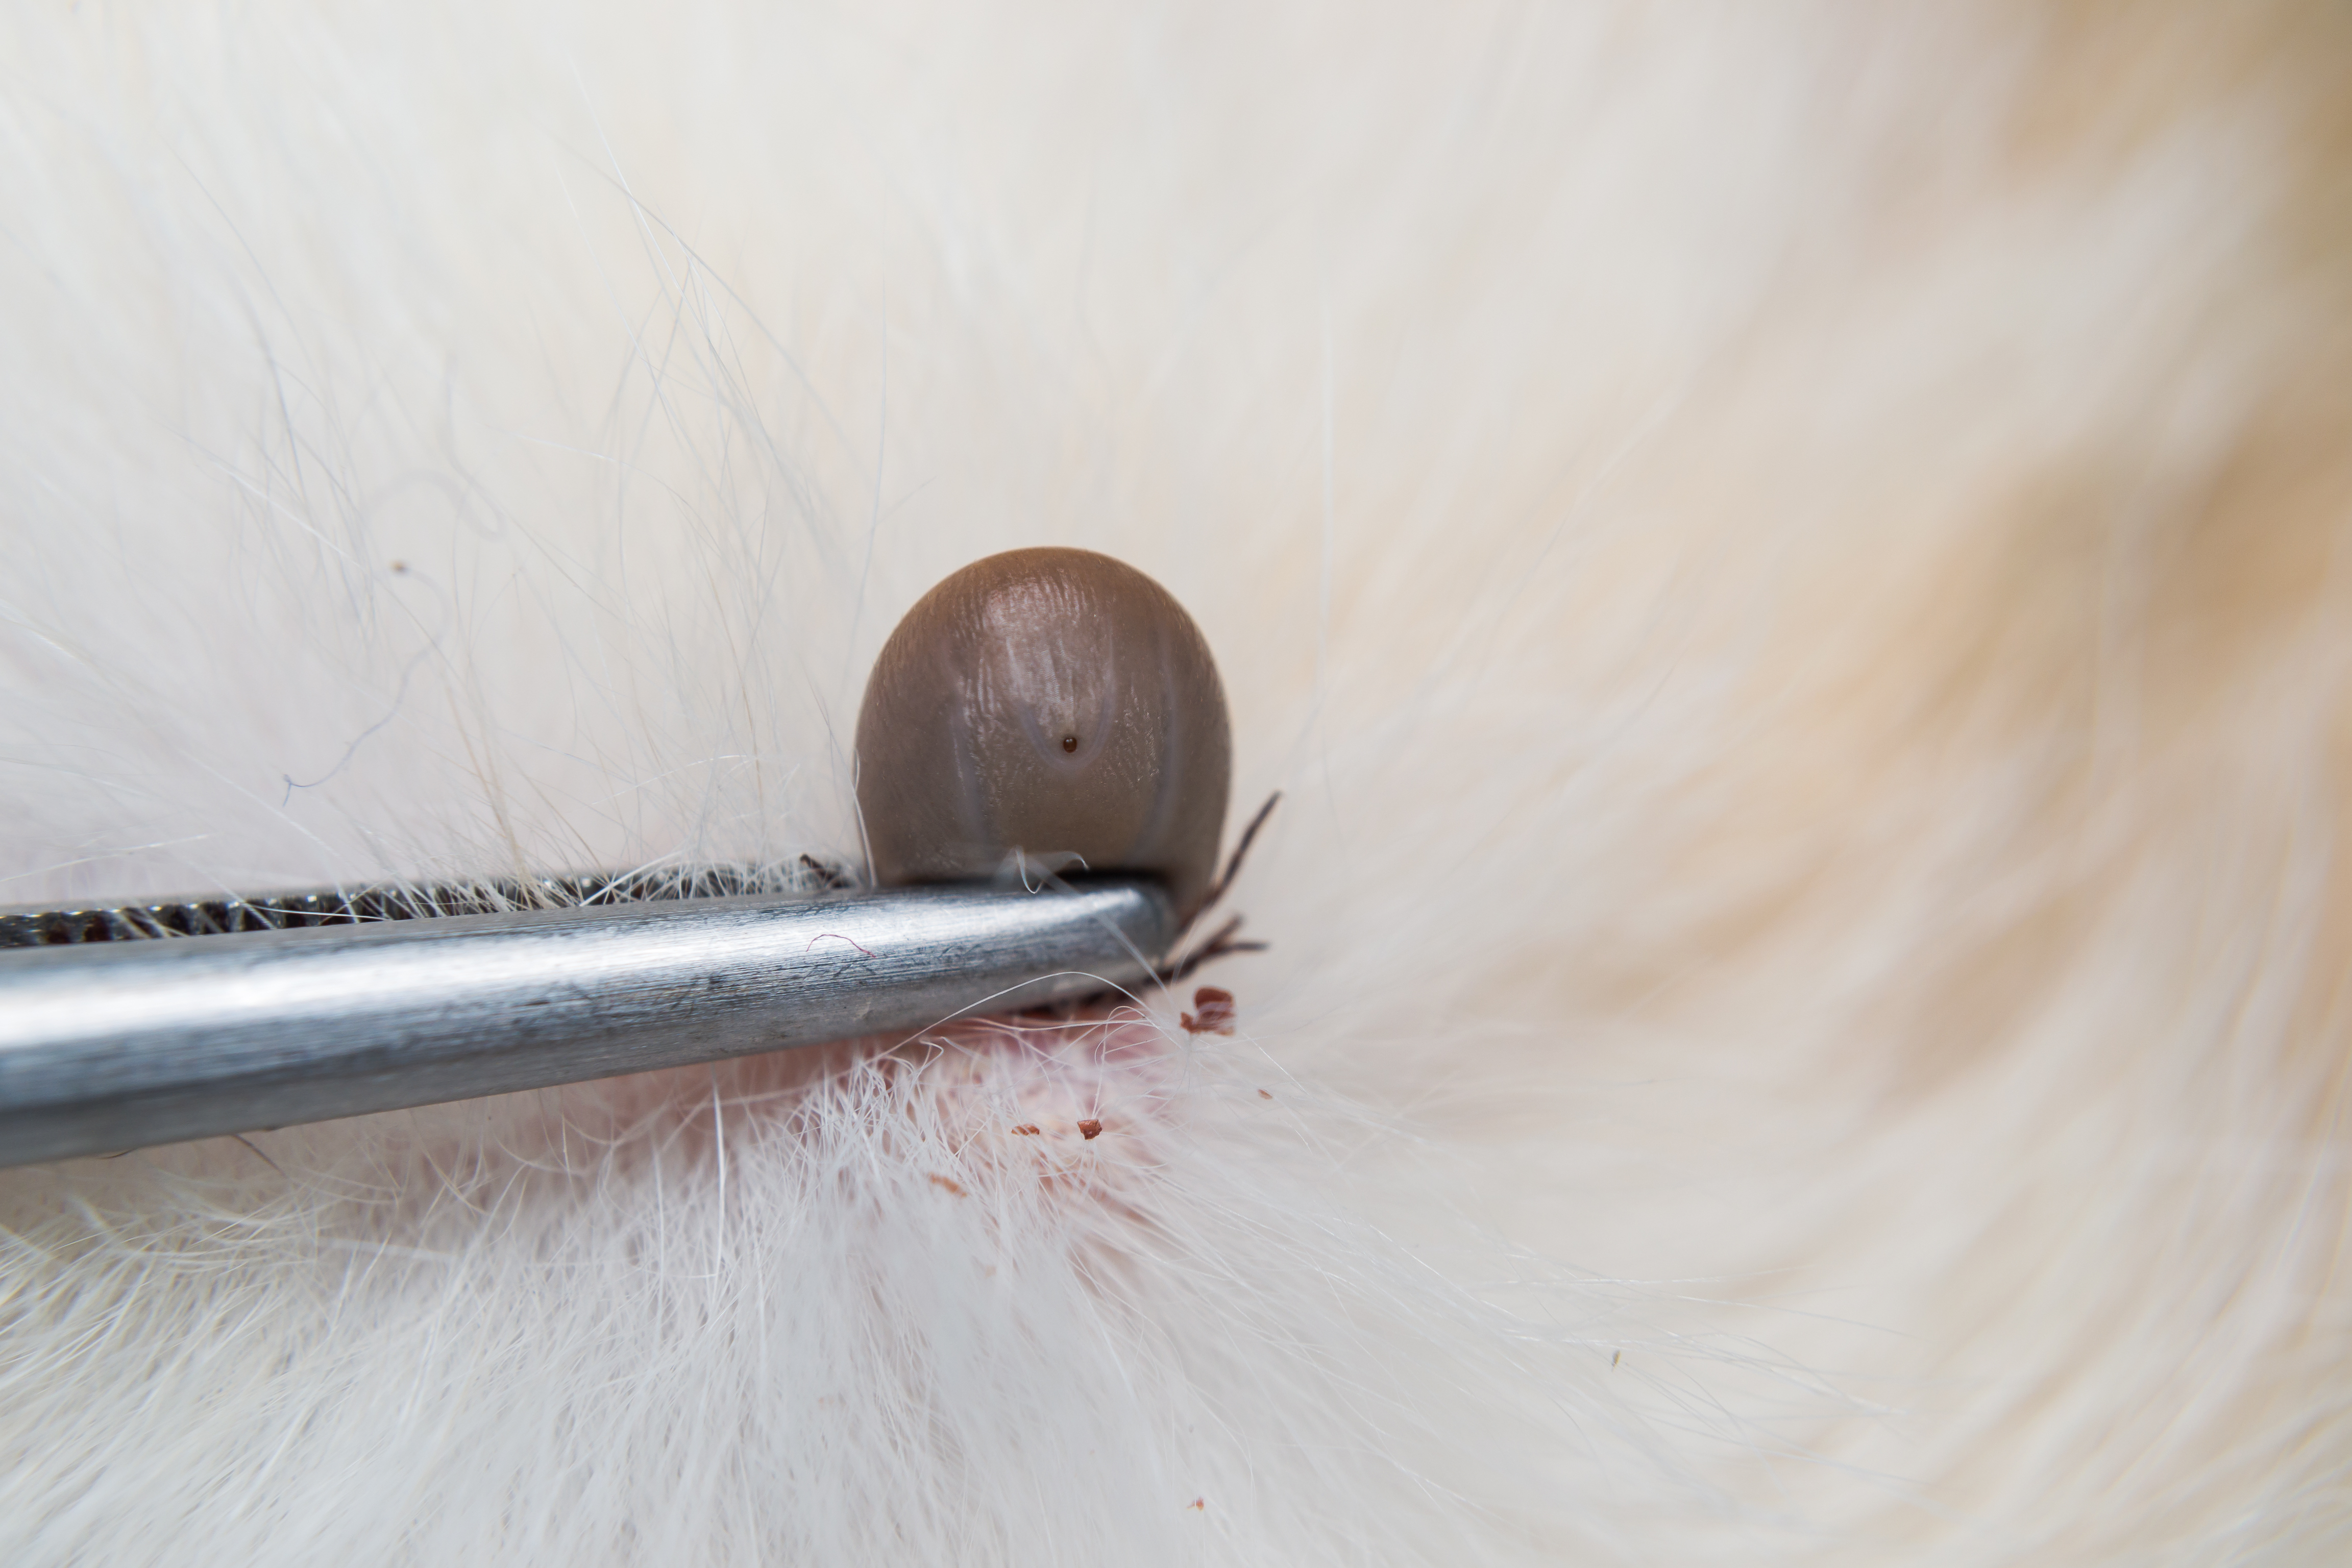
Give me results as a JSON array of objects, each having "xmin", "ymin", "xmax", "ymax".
[{"xmin": 4, "ymin": 2, "xmax": 2348, "ymax": 1561}]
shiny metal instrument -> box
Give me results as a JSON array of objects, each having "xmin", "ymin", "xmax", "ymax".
[{"xmin": 0, "ymin": 872, "xmax": 1177, "ymax": 1169}]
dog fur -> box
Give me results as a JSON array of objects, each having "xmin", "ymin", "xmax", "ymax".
[{"xmin": 4, "ymin": 2, "xmax": 2349, "ymax": 1561}]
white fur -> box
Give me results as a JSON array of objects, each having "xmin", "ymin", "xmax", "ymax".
[{"xmin": 3, "ymin": 2, "xmax": 2347, "ymax": 1562}]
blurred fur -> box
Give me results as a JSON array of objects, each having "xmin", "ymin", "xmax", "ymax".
[{"xmin": 4, "ymin": 2, "xmax": 2350, "ymax": 1561}]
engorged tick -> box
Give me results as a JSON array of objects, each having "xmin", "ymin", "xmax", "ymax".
[{"xmin": 853, "ymin": 548, "xmax": 1233, "ymax": 920}]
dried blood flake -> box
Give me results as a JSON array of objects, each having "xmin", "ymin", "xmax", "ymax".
[{"xmin": 1181, "ymin": 986, "xmax": 1237, "ymax": 1036}]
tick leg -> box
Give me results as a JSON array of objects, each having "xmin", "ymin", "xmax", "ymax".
[
  {"xmin": 1183, "ymin": 792, "xmax": 1279, "ymax": 934},
  {"xmin": 1167, "ymin": 914, "xmax": 1268, "ymax": 984}
]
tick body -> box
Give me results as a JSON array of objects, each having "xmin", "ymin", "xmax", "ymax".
[{"xmin": 855, "ymin": 549, "xmax": 1233, "ymax": 919}]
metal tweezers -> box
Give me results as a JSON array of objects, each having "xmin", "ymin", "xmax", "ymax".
[{"xmin": 0, "ymin": 865, "xmax": 1176, "ymax": 1169}]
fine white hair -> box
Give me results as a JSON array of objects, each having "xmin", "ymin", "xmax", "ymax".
[{"xmin": 3, "ymin": 3, "xmax": 2347, "ymax": 1562}]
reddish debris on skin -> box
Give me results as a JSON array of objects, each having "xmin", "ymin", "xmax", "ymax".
[
  {"xmin": 1188, "ymin": 1498, "xmax": 1206, "ymax": 1512},
  {"xmin": 1257, "ymin": 1089, "xmax": 1272, "ymax": 1100},
  {"xmin": 1181, "ymin": 986, "xmax": 1238, "ymax": 1035},
  {"xmin": 928, "ymin": 1173, "xmax": 968, "ymax": 1196},
  {"xmin": 1077, "ymin": 1119, "xmax": 1103, "ymax": 1140},
  {"xmin": 1010, "ymin": 1124, "xmax": 1041, "ymax": 1136}
]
